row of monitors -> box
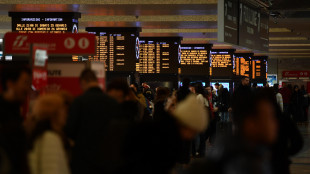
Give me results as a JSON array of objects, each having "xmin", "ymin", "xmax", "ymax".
[
  {"xmin": 180, "ymin": 82, "xmax": 264, "ymax": 92},
  {"xmin": 9, "ymin": 12, "xmax": 267, "ymax": 79}
]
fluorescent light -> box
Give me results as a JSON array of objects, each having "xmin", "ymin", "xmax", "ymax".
[
  {"xmin": 81, "ymin": 15, "xmax": 217, "ymax": 22},
  {"xmin": 269, "ymin": 49, "xmax": 310, "ymax": 52},
  {"xmin": 142, "ymin": 28, "xmax": 217, "ymax": 33},
  {"xmin": 182, "ymin": 38, "xmax": 217, "ymax": 41},
  {"xmin": 269, "ymin": 28, "xmax": 291, "ymax": 32},
  {"xmin": 269, "ymin": 44, "xmax": 310, "ymax": 47},
  {"xmin": 269, "ymin": 37, "xmax": 308, "ymax": 41},
  {"xmin": 268, "ymin": 53, "xmax": 310, "ymax": 55}
]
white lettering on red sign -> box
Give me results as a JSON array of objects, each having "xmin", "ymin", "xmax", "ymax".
[
  {"xmin": 64, "ymin": 37, "xmax": 75, "ymax": 49},
  {"xmin": 33, "ymin": 71, "xmax": 47, "ymax": 80},
  {"xmin": 78, "ymin": 37, "xmax": 89, "ymax": 49},
  {"xmin": 13, "ymin": 35, "xmax": 28, "ymax": 48}
]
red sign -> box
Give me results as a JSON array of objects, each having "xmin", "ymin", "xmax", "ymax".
[
  {"xmin": 33, "ymin": 69, "xmax": 48, "ymax": 90},
  {"xmin": 282, "ymin": 71, "xmax": 310, "ymax": 78},
  {"xmin": 4, "ymin": 32, "xmax": 96, "ymax": 56},
  {"xmin": 32, "ymin": 45, "xmax": 48, "ymax": 91}
]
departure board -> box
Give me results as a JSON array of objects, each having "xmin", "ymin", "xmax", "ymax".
[
  {"xmin": 137, "ymin": 37, "xmax": 182, "ymax": 74},
  {"xmin": 210, "ymin": 49, "xmax": 234, "ymax": 77},
  {"xmin": 252, "ymin": 56, "xmax": 268, "ymax": 79},
  {"xmin": 86, "ymin": 27, "xmax": 141, "ymax": 72},
  {"xmin": 234, "ymin": 53, "xmax": 253, "ymax": 77},
  {"xmin": 9, "ymin": 12, "xmax": 81, "ymax": 33},
  {"xmin": 180, "ymin": 44, "xmax": 211, "ymax": 75}
]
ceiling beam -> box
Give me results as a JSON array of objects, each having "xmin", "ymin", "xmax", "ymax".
[
  {"xmin": 142, "ymin": 28, "xmax": 217, "ymax": 33},
  {"xmin": 81, "ymin": 15, "xmax": 217, "ymax": 22},
  {"xmin": 0, "ymin": 0, "xmax": 218, "ymax": 4}
]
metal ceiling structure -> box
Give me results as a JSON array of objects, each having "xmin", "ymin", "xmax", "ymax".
[{"xmin": 0, "ymin": 0, "xmax": 309, "ymax": 59}]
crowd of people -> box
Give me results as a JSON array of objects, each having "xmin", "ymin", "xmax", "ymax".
[{"xmin": 0, "ymin": 65, "xmax": 306, "ymax": 174}]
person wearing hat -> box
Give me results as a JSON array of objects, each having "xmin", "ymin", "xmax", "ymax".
[{"xmin": 121, "ymin": 94, "xmax": 209, "ymax": 174}]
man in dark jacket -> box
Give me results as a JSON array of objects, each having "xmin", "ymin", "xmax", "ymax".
[
  {"xmin": 177, "ymin": 78, "xmax": 191, "ymax": 102},
  {"xmin": 0, "ymin": 65, "xmax": 31, "ymax": 174},
  {"xmin": 65, "ymin": 69, "xmax": 121, "ymax": 174}
]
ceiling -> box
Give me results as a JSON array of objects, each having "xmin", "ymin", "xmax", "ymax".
[{"xmin": 0, "ymin": 0, "xmax": 309, "ymax": 59}]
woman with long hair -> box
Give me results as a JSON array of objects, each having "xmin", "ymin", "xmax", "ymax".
[
  {"xmin": 192, "ymin": 82, "xmax": 209, "ymax": 157},
  {"xmin": 28, "ymin": 94, "xmax": 70, "ymax": 174}
]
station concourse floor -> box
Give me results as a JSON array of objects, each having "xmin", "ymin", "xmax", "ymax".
[{"xmin": 291, "ymin": 123, "xmax": 310, "ymax": 174}]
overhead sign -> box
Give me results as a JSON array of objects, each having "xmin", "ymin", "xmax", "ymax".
[
  {"xmin": 239, "ymin": 1, "xmax": 269, "ymax": 52},
  {"xmin": 218, "ymin": 0, "xmax": 239, "ymax": 45},
  {"xmin": 4, "ymin": 32, "xmax": 96, "ymax": 56},
  {"xmin": 282, "ymin": 71, "xmax": 310, "ymax": 78},
  {"xmin": 137, "ymin": 37, "xmax": 182, "ymax": 74},
  {"xmin": 210, "ymin": 49, "xmax": 235, "ymax": 78},
  {"xmin": 180, "ymin": 44, "xmax": 212, "ymax": 76},
  {"xmin": 9, "ymin": 12, "xmax": 81, "ymax": 34},
  {"xmin": 86, "ymin": 27, "xmax": 141, "ymax": 72}
]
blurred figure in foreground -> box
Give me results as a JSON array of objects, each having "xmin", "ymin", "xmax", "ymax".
[
  {"xmin": 0, "ymin": 65, "xmax": 32, "ymax": 174},
  {"xmin": 65, "ymin": 69, "xmax": 120, "ymax": 174},
  {"xmin": 122, "ymin": 95, "xmax": 208, "ymax": 174},
  {"xmin": 28, "ymin": 94, "xmax": 70, "ymax": 174},
  {"xmin": 107, "ymin": 79, "xmax": 145, "ymax": 122},
  {"xmin": 188, "ymin": 89, "xmax": 278, "ymax": 174}
]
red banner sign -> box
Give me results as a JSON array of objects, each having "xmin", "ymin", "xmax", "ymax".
[
  {"xmin": 33, "ymin": 69, "xmax": 48, "ymax": 90},
  {"xmin": 282, "ymin": 71, "xmax": 310, "ymax": 78},
  {"xmin": 4, "ymin": 32, "xmax": 96, "ymax": 56}
]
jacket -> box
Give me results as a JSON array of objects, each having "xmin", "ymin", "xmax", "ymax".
[
  {"xmin": 0, "ymin": 96, "xmax": 29, "ymax": 174},
  {"xmin": 65, "ymin": 87, "xmax": 121, "ymax": 174}
]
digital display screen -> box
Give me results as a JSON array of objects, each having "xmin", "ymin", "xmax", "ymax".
[
  {"xmin": 137, "ymin": 37, "xmax": 182, "ymax": 74},
  {"xmin": 180, "ymin": 44, "xmax": 211, "ymax": 75},
  {"xmin": 86, "ymin": 27, "xmax": 141, "ymax": 72},
  {"xmin": 210, "ymin": 50, "xmax": 234, "ymax": 77},
  {"xmin": 9, "ymin": 12, "xmax": 80, "ymax": 33},
  {"xmin": 252, "ymin": 56, "xmax": 268, "ymax": 79},
  {"xmin": 211, "ymin": 82, "xmax": 230, "ymax": 91},
  {"xmin": 234, "ymin": 53, "xmax": 253, "ymax": 77},
  {"xmin": 257, "ymin": 83, "xmax": 264, "ymax": 87}
]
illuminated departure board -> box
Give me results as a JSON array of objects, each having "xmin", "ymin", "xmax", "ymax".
[
  {"xmin": 252, "ymin": 56, "xmax": 268, "ymax": 79},
  {"xmin": 210, "ymin": 49, "xmax": 234, "ymax": 77},
  {"xmin": 180, "ymin": 44, "xmax": 211, "ymax": 75},
  {"xmin": 137, "ymin": 37, "xmax": 182, "ymax": 74},
  {"xmin": 86, "ymin": 27, "xmax": 141, "ymax": 72},
  {"xmin": 234, "ymin": 53, "xmax": 253, "ymax": 77},
  {"xmin": 9, "ymin": 12, "xmax": 80, "ymax": 33}
]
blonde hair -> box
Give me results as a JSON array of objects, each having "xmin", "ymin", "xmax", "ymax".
[{"xmin": 32, "ymin": 94, "xmax": 65, "ymax": 121}]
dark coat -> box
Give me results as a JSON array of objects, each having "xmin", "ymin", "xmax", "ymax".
[
  {"xmin": 0, "ymin": 96, "xmax": 29, "ymax": 174},
  {"xmin": 218, "ymin": 88, "xmax": 230, "ymax": 112},
  {"xmin": 187, "ymin": 136, "xmax": 273, "ymax": 174},
  {"xmin": 291, "ymin": 91, "xmax": 304, "ymax": 122},
  {"xmin": 65, "ymin": 87, "xmax": 121, "ymax": 174},
  {"xmin": 271, "ymin": 114, "xmax": 303, "ymax": 174},
  {"xmin": 177, "ymin": 86, "xmax": 191, "ymax": 102},
  {"xmin": 121, "ymin": 111, "xmax": 188, "ymax": 174}
]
